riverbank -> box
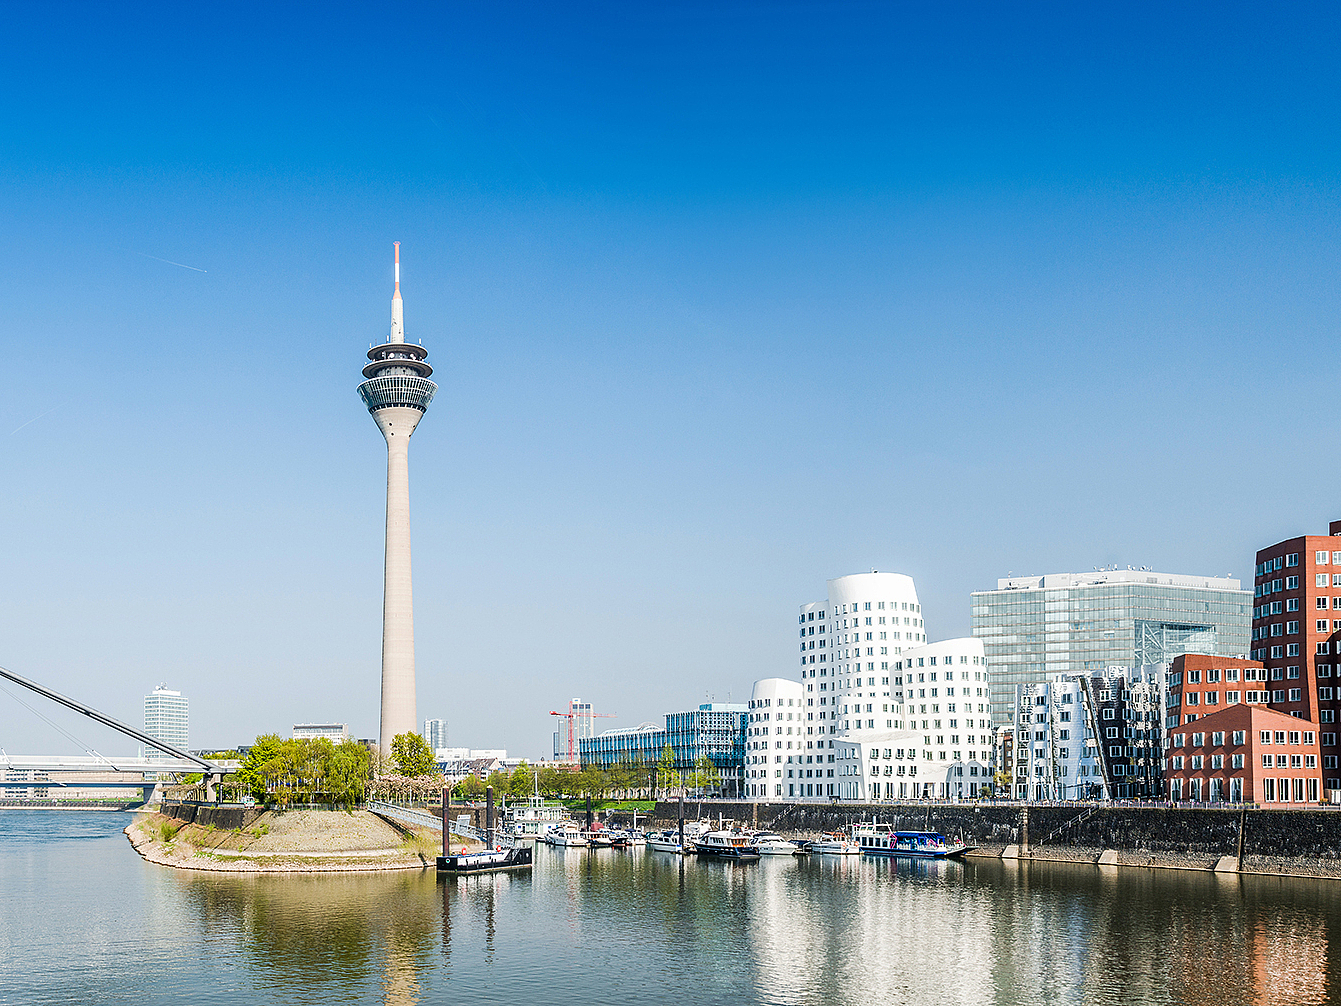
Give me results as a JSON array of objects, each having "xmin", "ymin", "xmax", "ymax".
[
  {"xmin": 632, "ymin": 800, "xmax": 1341, "ymax": 881},
  {"xmin": 125, "ymin": 808, "xmax": 475, "ymax": 873}
]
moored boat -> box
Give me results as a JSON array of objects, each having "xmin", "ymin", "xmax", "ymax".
[
  {"xmin": 852, "ymin": 824, "xmax": 972, "ymax": 858},
  {"xmin": 694, "ymin": 830, "xmax": 761, "ymax": 861},
  {"xmin": 808, "ymin": 833, "xmax": 861, "ymax": 855},
  {"xmin": 542, "ymin": 822, "xmax": 589, "ymax": 847},
  {"xmin": 752, "ymin": 832, "xmax": 803, "ymax": 856},
  {"xmin": 646, "ymin": 829, "xmax": 689, "ymax": 854},
  {"xmin": 437, "ymin": 845, "xmax": 533, "ymax": 874}
]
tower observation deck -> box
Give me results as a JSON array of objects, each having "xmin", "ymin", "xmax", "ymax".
[{"xmin": 358, "ymin": 243, "xmax": 437, "ymax": 755}]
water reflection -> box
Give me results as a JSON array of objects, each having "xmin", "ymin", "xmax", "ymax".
[
  {"xmin": 178, "ymin": 872, "xmax": 439, "ymax": 1005},
  {"xmin": 6, "ymin": 813, "xmax": 1341, "ymax": 1006}
]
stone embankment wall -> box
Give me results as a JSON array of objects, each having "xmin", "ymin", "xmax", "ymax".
[
  {"xmin": 627, "ymin": 801, "xmax": 1341, "ymax": 879},
  {"xmin": 160, "ymin": 802, "xmax": 262, "ymax": 830}
]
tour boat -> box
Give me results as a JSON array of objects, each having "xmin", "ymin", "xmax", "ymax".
[
  {"xmin": 436, "ymin": 845, "xmax": 533, "ymax": 874},
  {"xmin": 542, "ymin": 822, "xmax": 588, "ymax": 847},
  {"xmin": 693, "ymin": 830, "xmax": 761, "ymax": 861},
  {"xmin": 807, "ymin": 833, "xmax": 861, "ymax": 855},
  {"xmin": 851, "ymin": 824, "xmax": 972, "ymax": 858},
  {"xmin": 751, "ymin": 832, "xmax": 803, "ymax": 856}
]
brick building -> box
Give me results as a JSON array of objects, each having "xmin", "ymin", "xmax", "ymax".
[
  {"xmin": 1250, "ymin": 519, "xmax": 1341, "ymax": 789},
  {"xmin": 1165, "ymin": 701, "xmax": 1322, "ymax": 805}
]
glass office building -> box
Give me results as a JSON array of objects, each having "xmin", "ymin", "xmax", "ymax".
[
  {"xmin": 580, "ymin": 703, "xmax": 748, "ymax": 796},
  {"xmin": 973, "ymin": 570, "xmax": 1250, "ymax": 725}
]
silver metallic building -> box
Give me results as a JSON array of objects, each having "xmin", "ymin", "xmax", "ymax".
[{"xmin": 973, "ymin": 569, "xmax": 1250, "ymax": 726}]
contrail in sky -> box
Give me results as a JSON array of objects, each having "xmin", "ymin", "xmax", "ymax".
[
  {"xmin": 134, "ymin": 251, "xmax": 207, "ymax": 272},
  {"xmin": 9, "ymin": 403, "xmax": 68, "ymax": 437}
]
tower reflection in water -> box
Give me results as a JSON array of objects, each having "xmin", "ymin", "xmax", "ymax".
[{"xmin": 179, "ymin": 872, "xmax": 439, "ymax": 1005}]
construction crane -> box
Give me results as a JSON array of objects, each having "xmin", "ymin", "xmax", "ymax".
[{"xmin": 549, "ymin": 698, "xmax": 615, "ymax": 763}]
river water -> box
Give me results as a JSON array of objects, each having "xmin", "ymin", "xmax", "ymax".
[{"xmin": 2, "ymin": 811, "xmax": 1339, "ymax": 1005}]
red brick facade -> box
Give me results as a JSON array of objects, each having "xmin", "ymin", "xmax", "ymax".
[
  {"xmin": 1164, "ymin": 700, "xmax": 1322, "ymax": 805},
  {"xmin": 1252, "ymin": 521, "xmax": 1341, "ymax": 789}
]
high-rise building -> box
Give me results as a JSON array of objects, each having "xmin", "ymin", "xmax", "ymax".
[
  {"xmin": 423, "ymin": 718, "xmax": 447, "ymax": 750},
  {"xmin": 756, "ymin": 571, "xmax": 994, "ymax": 801},
  {"xmin": 142, "ymin": 685, "xmax": 188, "ymax": 764},
  {"xmin": 1249, "ymin": 519, "xmax": 1341, "ymax": 788},
  {"xmin": 972, "ymin": 569, "xmax": 1251, "ymax": 726},
  {"xmin": 357, "ymin": 243, "xmax": 437, "ymax": 755}
]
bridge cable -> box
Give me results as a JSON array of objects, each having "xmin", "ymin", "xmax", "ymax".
[{"xmin": 0, "ymin": 680, "xmax": 101, "ymax": 757}]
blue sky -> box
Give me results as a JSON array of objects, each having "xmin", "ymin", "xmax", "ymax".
[{"xmin": 1, "ymin": 3, "xmax": 1338, "ymax": 756}]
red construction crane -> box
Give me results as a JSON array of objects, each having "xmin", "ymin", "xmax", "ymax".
[{"xmin": 550, "ymin": 698, "xmax": 615, "ymax": 762}]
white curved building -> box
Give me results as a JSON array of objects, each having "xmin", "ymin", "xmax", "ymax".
[
  {"xmin": 758, "ymin": 571, "xmax": 996, "ymax": 800},
  {"xmin": 745, "ymin": 678, "xmax": 804, "ymax": 799}
]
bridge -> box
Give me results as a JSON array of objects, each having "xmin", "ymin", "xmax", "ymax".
[{"xmin": 0, "ymin": 666, "xmax": 235, "ymax": 801}]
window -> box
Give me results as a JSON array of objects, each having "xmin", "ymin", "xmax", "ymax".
[
  {"xmin": 1287, "ymin": 553, "xmax": 1300, "ymax": 567},
  {"xmin": 1232, "ymin": 730, "xmax": 1245, "ymax": 745},
  {"xmin": 1288, "ymin": 621, "xmax": 1300, "ymax": 634},
  {"xmin": 1232, "ymin": 754, "xmax": 1244, "ymax": 769},
  {"xmin": 1320, "ymin": 642, "xmax": 1332, "ymax": 655},
  {"xmin": 1320, "ymin": 552, "xmax": 1332, "ymax": 565},
  {"xmin": 1322, "ymin": 597, "xmax": 1332, "ymax": 610},
  {"xmin": 1261, "ymin": 731, "xmax": 1272, "ymax": 744},
  {"xmin": 1212, "ymin": 731, "xmax": 1225, "ymax": 746},
  {"xmin": 1192, "ymin": 732, "xmax": 1205, "ymax": 747},
  {"xmin": 1287, "ymin": 576, "xmax": 1300, "ymax": 590},
  {"xmin": 1321, "ymin": 574, "xmax": 1332, "ymax": 588},
  {"xmin": 1290, "ymin": 688, "xmax": 1303, "ymax": 702}
]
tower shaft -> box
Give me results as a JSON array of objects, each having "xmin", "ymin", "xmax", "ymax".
[{"xmin": 377, "ymin": 405, "xmax": 422, "ymax": 753}]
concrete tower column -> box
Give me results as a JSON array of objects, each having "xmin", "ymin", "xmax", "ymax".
[
  {"xmin": 375, "ymin": 404, "xmax": 424, "ymax": 751},
  {"xmin": 357, "ymin": 243, "xmax": 437, "ymax": 756}
]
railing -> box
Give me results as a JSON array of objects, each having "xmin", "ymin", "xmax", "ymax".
[{"xmin": 365, "ymin": 800, "xmax": 519, "ymax": 848}]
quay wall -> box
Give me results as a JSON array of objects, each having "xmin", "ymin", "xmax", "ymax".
[
  {"xmin": 628, "ymin": 802, "xmax": 1341, "ymax": 878},
  {"xmin": 160, "ymin": 802, "xmax": 262, "ymax": 830}
]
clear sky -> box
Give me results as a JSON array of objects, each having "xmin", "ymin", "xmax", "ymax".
[{"xmin": 1, "ymin": 3, "xmax": 1338, "ymax": 757}]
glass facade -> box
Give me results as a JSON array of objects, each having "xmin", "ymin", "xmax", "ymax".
[
  {"xmin": 973, "ymin": 573, "xmax": 1250, "ymax": 726},
  {"xmin": 580, "ymin": 703, "xmax": 747, "ymax": 796},
  {"xmin": 357, "ymin": 374, "xmax": 437, "ymax": 413}
]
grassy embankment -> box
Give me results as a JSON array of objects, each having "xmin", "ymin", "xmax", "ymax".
[{"xmin": 129, "ymin": 808, "xmax": 476, "ymax": 872}]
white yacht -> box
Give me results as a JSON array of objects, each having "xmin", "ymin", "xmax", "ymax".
[
  {"xmin": 542, "ymin": 822, "xmax": 588, "ymax": 847},
  {"xmin": 808, "ymin": 833, "xmax": 861, "ymax": 855},
  {"xmin": 752, "ymin": 832, "xmax": 802, "ymax": 856}
]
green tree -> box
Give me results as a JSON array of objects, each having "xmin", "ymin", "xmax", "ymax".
[
  {"xmin": 327, "ymin": 741, "xmax": 372, "ymax": 806},
  {"xmin": 508, "ymin": 762, "xmax": 533, "ymax": 799},
  {"xmin": 455, "ymin": 775, "xmax": 485, "ymax": 800},
  {"xmin": 690, "ymin": 754, "xmax": 721, "ymax": 795},
  {"xmin": 656, "ymin": 745, "xmax": 678, "ymax": 796},
  {"xmin": 238, "ymin": 734, "xmax": 285, "ymax": 803},
  {"xmin": 391, "ymin": 732, "xmax": 437, "ymax": 777}
]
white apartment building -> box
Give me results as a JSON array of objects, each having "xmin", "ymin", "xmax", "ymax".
[
  {"xmin": 749, "ymin": 572, "xmax": 996, "ymax": 800},
  {"xmin": 745, "ymin": 678, "xmax": 805, "ymax": 798}
]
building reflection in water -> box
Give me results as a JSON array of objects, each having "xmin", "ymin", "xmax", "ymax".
[{"xmin": 164, "ymin": 845, "xmax": 1341, "ymax": 1006}]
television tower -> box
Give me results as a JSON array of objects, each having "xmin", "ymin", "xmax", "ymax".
[{"xmin": 358, "ymin": 243, "xmax": 437, "ymax": 755}]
